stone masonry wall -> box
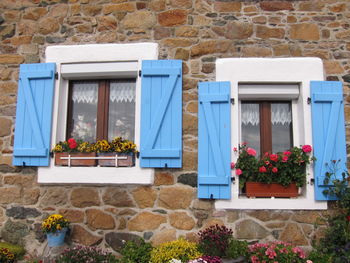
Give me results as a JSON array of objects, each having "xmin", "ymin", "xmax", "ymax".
[{"xmin": 0, "ymin": 0, "xmax": 349, "ymax": 256}]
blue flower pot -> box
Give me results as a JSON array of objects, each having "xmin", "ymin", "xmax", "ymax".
[{"xmin": 47, "ymin": 228, "xmax": 68, "ymax": 247}]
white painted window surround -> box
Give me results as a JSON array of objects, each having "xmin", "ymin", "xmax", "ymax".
[
  {"xmin": 215, "ymin": 58, "xmax": 328, "ymax": 210},
  {"xmin": 38, "ymin": 43, "xmax": 158, "ymax": 184}
]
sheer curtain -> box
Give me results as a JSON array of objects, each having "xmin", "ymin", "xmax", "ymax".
[{"xmin": 241, "ymin": 103, "xmax": 292, "ymax": 125}]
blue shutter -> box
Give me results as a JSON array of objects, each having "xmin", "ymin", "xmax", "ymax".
[
  {"xmin": 311, "ymin": 81, "xmax": 347, "ymax": 200},
  {"xmin": 13, "ymin": 63, "xmax": 56, "ymax": 166},
  {"xmin": 198, "ymin": 82, "xmax": 231, "ymax": 199},
  {"xmin": 140, "ymin": 60, "xmax": 182, "ymax": 168}
]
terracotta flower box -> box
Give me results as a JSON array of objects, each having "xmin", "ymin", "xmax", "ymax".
[
  {"xmin": 246, "ymin": 182, "xmax": 298, "ymax": 198},
  {"xmin": 55, "ymin": 152, "xmax": 97, "ymax": 166},
  {"xmin": 97, "ymin": 153, "xmax": 135, "ymax": 167}
]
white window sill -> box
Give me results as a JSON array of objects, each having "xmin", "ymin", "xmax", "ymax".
[{"xmin": 38, "ymin": 164, "xmax": 154, "ymax": 184}]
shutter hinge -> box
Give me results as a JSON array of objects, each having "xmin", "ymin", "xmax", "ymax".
[
  {"xmin": 139, "ymin": 70, "xmax": 142, "ymax": 77},
  {"xmin": 49, "ymin": 151, "xmax": 54, "ymax": 158},
  {"xmin": 310, "ymin": 178, "xmax": 315, "ymax": 185},
  {"xmin": 230, "ymin": 98, "xmax": 235, "ymax": 105},
  {"xmin": 136, "ymin": 152, "xmax": 140, "ymax": 159},
  {"xmin": 55, "ymin": 72, "xmax": 58, "ymax": 80},
  {"xmin": 231, "ymin": 177, "xmax": 236, "ymax": 184},
  {"xmin": 307, "ymin": 97, "xmax": 311, "ymax": 104},
  {"xmin": 210, "ymin": 194, "xmax": 214, "ymax": 200}
]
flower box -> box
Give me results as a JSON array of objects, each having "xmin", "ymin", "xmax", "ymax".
[
  {"xmin": 246, "ymin": 182, "xmax": 298, "ymax": 198},
  {"xmin": 55, "ymin": 152, "xmax": 97, "ymax": 166},
  {"xmin": 97, "ymin": 153, "xmax": 135, "ymax": 167}
]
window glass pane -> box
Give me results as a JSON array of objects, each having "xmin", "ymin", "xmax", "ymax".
[
  {"xmin": 241, "ymin": 103, "xmax": 260, "ymax": 155},
  {"xmin": 271, "ymin": 103, "xmax": 292, "ymax": 153},
  {"xmin": 68, "ymin": 81, "xmax": 98, "ymax": 142},
  {"xmin": 108, "ymin": 79, "xmax": 136, "ymax": 142}
]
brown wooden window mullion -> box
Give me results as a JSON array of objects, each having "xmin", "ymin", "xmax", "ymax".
[
  {"xmin": 96, "ymin": 80, "xmax": 110, "ymax": 141},
  {"xmin": 260, "ymin": 102, "xmax": 272, "ymax": 155},
  {"xmin": 66, "ymin": 81, "xmax": 74, "ymax": 140}
]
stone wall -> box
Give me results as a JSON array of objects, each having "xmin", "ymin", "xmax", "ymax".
[{"xmin": 0, "ymin": 0, "xmax": 349, "ymax": 256}]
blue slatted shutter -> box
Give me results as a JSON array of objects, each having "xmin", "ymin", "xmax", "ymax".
[
  {"xmin": 13, "ymin": 63, "xmax": 56, "ymax": 166},
  {"xmin": 140, "ymin": 60, "xmax": 182, "ymax": 168},
  {"xmin": 311, "ymin": 81, "xmax": 347, "ymax": 200},
  {"xmin": 198, "ymin": 82, "xmax": 231, "ymax": 199}
]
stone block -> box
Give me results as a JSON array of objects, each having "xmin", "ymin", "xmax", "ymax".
[
  {"xmin": 82, "ymin": 5, "xmax": 102, "ymax": 16},
  {"xmin": 128, "ymin": 212, "xmax": 166, "ymax": 231},
  {"xmin": 71, "ymin": 188, "xmax": 100, "ymax": 208},
  {"xmin": 103, "ymin": 187, "xmax": 135, "ymax": 207},
  {"xmin": 70, "ymin": 225, "xmax": 102, "ymax": 246},
  {"xmin": 58, "ymin": 209, "xmax": 84, "ymax": 223},
  {"xmin": 169, "ymin": 212, "xmax": 195, "ymax": 230},
  {"xmin": 86, "ymin": 209, "xmax": 115, "ymax": 230},
  {"xmin": 279, "ymin": 223, "xmax": 308, "ymax": 245},
  {"xmin": 178, "ymin": 173, "xmax": 197, "ymax": 187},
  {"xmin": 214, "ymin": 2, "xmax": 241, "ymax": 12},
  {"xmin": 158, "ymin": 9, "xmax": 187, "ymax": 27},
  {"xmin": 161, "ymin": 38, "xmax": 195, "ymax": 48},
  {"xmin": 175, "ymin": 26, "xmax": 198, "ymax": 37},
  {"xmin": 6, "ymin": 206, "xmax": 41, "ymax": 219},
  {"xmin": 324, "ymin": 60, "xmax": 344, "ymax": 75},
  {"xmin": 122, "ymin": 11, "xmax": 156, "ymax": 29},
  {"xmin": 260, "ymin": 1, "xmax": 294, "ymax": 11},
  {"xmin": 175, "ymin": 48, "xmax": 189, "ymax": 60},
  {"xmin": 38, "ymin": 17, "xmax": 59, "ymax": 35},
  {"xmin": 40, "ymin": 187, "xmax": 68, "ymax": 207},
  {"xmin": 225, "ymin": 22, "xmax": 253, "ymax": 40},
  {"xmin": 256, "ymin": 25, "xmax": 285, "ymax": 39},
  {"xmin": 151, "ymin": 229, "xmax": 177, "ymax": 246},
  {"xmin": 23, "ymin": 7, "xmax": 48, "ymax": 20},
  {"xmin": 105, "ymin": 232, "xmax": 142, "ymax": 252},
  {"xmin": 97, "ymin": 16, "xmax": 117, "ymax": 31},
  {"xmin": 0, "ymin": 187, "xmax": 21, "ymax": 204},
  {"xmin": 0, "ymin": 117, "xmax": 12, "ymax": 136},
  {"xmin": 236, "ymin": 219, "xmax": 270, "ymax": 239},
  {"xmin": 150, "ymin": 0, "xmax": 165, "ymax": 11},
  {"xmin": 191, "ymin": 40, "xmax": 231, "ymax": 57},
  {"xmin": 170, "ymin": 0, "xmax": 192, "ymax": 8},
  {"xmin": 132, "ymin": 186, "xmax": 157, "ymax": 208},
  {"xmin": 154, "ymin": 171, "xmax": 174, "ymax": 186},
  {"xmin": 290, "ymin": 23, "xmax": 320, "ymax": 41},
  {"xmin": 159, "ymin": 186, "xmax": 194, "ymax": 209},
  {"xmin": 0, "ymin": 55, "xmax": 24, "ymax": 64}
]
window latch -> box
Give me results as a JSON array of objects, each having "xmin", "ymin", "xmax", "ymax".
[
  {"xmin": 307, "ymin": 97, "xmax": 311, "ymax": 104},
  {"xmin": 55, "ymin": 72, "xmax": 58, "ymax": 80},
  {"xmin": 231, "ymin": 177, "xmax": 236, "ymax": 184},
  {"xmin": 310, "ymin": 178, "xmax": 315, "ymax": 185},
  {"xmin": 230, "ymin": 98, "xmax": 235, "ymax": 105},
  {"xmin": 139, "ymin": 70, "xmax": 142, "ymax": 77}
]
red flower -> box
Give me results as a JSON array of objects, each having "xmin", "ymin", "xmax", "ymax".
[
  {"xmin": 272, "ymin": 167, "xmax": 278, "ymax": 173},
  {"xmin": 231, "ymin": 162, "xmax": 235, "ymax": 169},
  {"xmin": 265, "ymin": 161, "xmax": 270, "ymax": 165},
  {"xmin": 67, "ymin": 138, "xmax": 78, "ymax": 149},
  {"xmin": 67, "ymin": 138, "xmax": 76, "ymax": 144},
  {"xmin": 235, "ymin": 169, "xmax": 242, "ymax": 176},
  {"xmin": 302, "ymin": 145, "xmax": 312, "ymax": 153},
  {"xmin": 270, "ymin": 154, "xmax": 278, "ymax": 162},
  {"xmin": 259, "ymin": 166, "xmax": 267, "ymax": 173},
  {"xmin": 283, "ymin": 151, "xmax": 292, "ymax": 156},
  {"xmin": 233, "ymin": 147, "xmax": 238, "ymax": 152},
  {"xmin": 282, "ymin": 156, "xmax": 289, "ymax": 162},
  {"xmin": 347, "ymin": 215, "xmax": 350, "ymax": 222},
  {"xmin": 247, "ymin": 147, "xmax": 257, "ymax": 156}
]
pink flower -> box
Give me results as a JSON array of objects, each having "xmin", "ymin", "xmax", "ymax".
[
  {"xmin": 233, "ymin": 147, "xmax": 238, "ymax": 152},
  {"xmin": 282, "ymin": 156, "xmax": 289, "ymax": 162},
  {"xmin": 259, "ymin": 166, "xmax": 267, "ymax": 173},
  {"xmin": 235, "ymin": 169, "xmax": 242, "ymax": 176},
  {"xmin": 272, "ymin": 167, "xmax": 278, "ymax": 173},
  {"xmin": 270, "ymin": 154, "xmax": 278, "ymax": 162},
  {"xmin": 247, "ymin": 147, "xmax": 257, "ymax": 156},
  {"xmin": 231, "ymin": 162, "xmax": 235, "ymax": 169},
  {"xmin": 283, "ymin": 151, "xmax": 292, "ymax": 156},
  {"xmin": 302, "ymin": 145, "xmax": 312, "ymax": 153},
  {"xmin": 265, "ymin": 161, "xmax": 270, "ymax": 165},
  {"xmin": 306, "ymin": 260, "xmax": 313, "ymax": 263}
]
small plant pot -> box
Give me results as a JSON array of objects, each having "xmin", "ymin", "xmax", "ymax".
[
  {"xmin": 97, "ymin": 153, "xmax": 117, "ymax": 167},
  {"xmin": 46, "ymin": 228, "xmax": 68, "ymax": 247},
  {"xmin": 55, "ymin": 152, "xmax": 97, "ymax": 166},
  {"xmin": 246, "ymin": 182, "xmax": 298, "ymax": 198},
  {"xmin": 117, "ymin": 153, "xmax": 135, "ymax": 167}
]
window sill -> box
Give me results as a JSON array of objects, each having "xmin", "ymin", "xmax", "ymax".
[{"xmin": 38, "ymin": 164, "xmax": 154, "ymax": 184}]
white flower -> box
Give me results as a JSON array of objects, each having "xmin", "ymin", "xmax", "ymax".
[{"xmin": 169, "ymin": 259, "xmax": 182, "ymax": 263}]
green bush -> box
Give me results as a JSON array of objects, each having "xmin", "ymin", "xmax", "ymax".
[
  {"xmin": 117, "ymin": 239, "xmax": 153, "ymax": 263},
  {"xmin": 0, "ymin": 242, "xmax": 25, "ymax": 261},
  {"xmin": 150, "ymin": 238, "xmax": 201, "ymax": 263},
  {"xmin": 55, "ymin": 245, "xmax": 117, "ymax": 263},
  {"xmin": 307, "ymin": 250, "xmax": 332, "ymax": 263},
  {"xmin": 225, "ymin": 239, "xmax": 248, "ymax": 259}
]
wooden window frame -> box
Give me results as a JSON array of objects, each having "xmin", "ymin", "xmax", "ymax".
[{"xmin": 242, "ymin": 101, "xmax": 293, "ymax": 155}]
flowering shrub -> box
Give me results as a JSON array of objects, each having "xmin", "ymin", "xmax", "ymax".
[
  {"xmin": 248, "ymin": 241, "xmax": 309, "ymax": 263},
  {"xmin": 234, "ymin": 143, "xmax": 315, "ymax": 188},
  {"xmin": 117, "ymin": 239, "xmax": 153, "ymax": 263},
  {"xmin": 189, "ymin": 256, "xmax": 223, "ymax": 263},
  {"xmin": 41, "ymin": 214, "xmax": 69, "ymax": 234},
  {"xmin": 198, "ymin": 224, "xmax": 233, "ymax": 257},
  {"xmin": 0, "ymin": 248, "xmax": 15, "ymax": 263},
  {"xmin": 52, "ymin": 138, "xmax": 94, "ymax": 153},
  {"xmin": 111, "ymin": 137, "xmax": 137, "ymax": 153},
  {"xmin": 149, "ymin": 239, "xmax": 201, "ymax": 263},
  {"xmin": 55, "ymin": 245, "xmax": 117, "ymax": 263}
]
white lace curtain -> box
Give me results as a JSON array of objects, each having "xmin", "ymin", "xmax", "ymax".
[
  {"xmin": 241, "ymin": 103, "xmax": 292, "ymax": 126},
  {"xmin": 72, "ymin": 80, "xmax": 136, "ymax": 103}
]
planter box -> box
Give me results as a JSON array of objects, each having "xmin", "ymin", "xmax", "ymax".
[
  {"xmin": 97, "ymin": 153, "xmax": 135, "ymax": 167},
  {"xmin": 55, "ymin": 152, "xmax": 97, "ymax": 166},
  {"xmin": 246, "ymin": 182, "xmax": 298, "ymax": 198}
]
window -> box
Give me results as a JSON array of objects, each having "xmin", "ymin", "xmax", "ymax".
[
  {"xmin": 214, "ymin": 58, "xmax": 328, "ymax": 210},
  {"xmin": 37, "ymin": 43, "xmax": 159, "ymax": 184},
  {"xmin": 67, "ymin": 79, "xmax": 136, "ymax": 142}
]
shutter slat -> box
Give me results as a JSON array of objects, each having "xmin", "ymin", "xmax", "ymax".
[
  {"xmin": 311, "ymin": 81, "xmax": 347, "ymax": 200},
  {"xmin": 140, "ymin": 60, "xmax": 182, "ymax": 168},
  {"xmin": 13, "ymin": 63, "xmax": 56, "ymax": 166},
  {"xmin": 198, "ymin": 81, "xmax": 231, "ymax": 199}
]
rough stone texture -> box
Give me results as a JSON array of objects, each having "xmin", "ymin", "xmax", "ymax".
[
  {"xmin": 0, "ymin": 117, "xmax": 12, "ymax": 136},
  {"xmin": 102, "ymin": 188, "xmax": 135, "ymax": 207},
  {"xmin": 177, "ymin": 173, "xmax": 197, "ymax": 187},
  {"xmin": 71, "ymin": 188, "xmax": 100, "ymax": 208},
  {"xmin": 0, "ymin": 187, "xmax": 21, "ymax": 204},
  {"xmin": 279, "ymin": 223, "xmax": 309, "ymax": 245},
  {"xmin": 158, "ymin": 9, "xmax": 187, "ymax": 27},
  {"xmin": 86, "ymin": 209, "xmax": 115, "ymax": 230},
  {"xmin": 105, "ymin": 232, "xmax": 142, "ymax": 252},
  {"xmin": 151, "ymin": 229, "xmax": 177, "ymax": 246},
  {"xmin": 191, "ymin": 40, "xmax": 231, "ymax": 57},
  {"xmin": 1, "ymin": 220, "xmax": 29, "ymax": 245},
  {"xmin": 169, "ymin": 212, "xmax": 195, "ymax": 230},
  {"xmin": 290, "ymin": 23, "xmax": 320, "ymax": 41},
  {"xmin": 236, "ymin": 220, "xmax": 270, "ymax": 239},
  {"xmin": 58, "ymin": 209, "xmax": 84, "ymax": 223},
  {"xmin": 122, "ymin": 11, "xmax": 156, "ymax": 29},
  {"xmin": 154, "ymin": 171, "xmax": 174, "ymax": 186},
  {"xmin": 40, "ymin": 188, "xmax": 68, "ymax": 207},
  {"xmin": 70, "ymin": 225, "xmax": 102, "ymax": 246},
  {"xmin": 128, "ymin": 212, "xmax": 166, "ymax": 231},
  {"xmin": 158, "ymin": 186, "xmax": 194, "ymax": 209},
  {"xmin": 132, "ymin": 186, "xmax": 157, "ymax": 208},
  {"xmin": 6, "ymin": 206, "xmax": 41, "ymax": 219},
  {"xmin": 260, "ymin": 1, "xmax": 293, "ymax": 11}
]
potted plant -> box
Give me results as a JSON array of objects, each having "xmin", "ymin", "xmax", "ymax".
[
  {"xmin": 110, "ymin": 137, "xmax": 137, "ymax": 167},
  {"xmin": 94, "ymin": 139, "xmax": 115, "ymax": 167},
  {"xmin": 42, "ymin": 214, "xmax": 69, "ymax": 247},
  {"xmin": 234, "ymin": 143, "xmax": 315, "ymax": 197},
  {"xmin": 52, "ymin": 138, "xmax": 96, "ymax": 166}
]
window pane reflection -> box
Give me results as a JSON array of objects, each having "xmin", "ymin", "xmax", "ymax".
[
  {"xmin": 241, "ymin": 103, "xmax": 261, "ymax": 156},
  {"xmin": 271, "ymin": 103, "xmax": 292, "ymax": 153}
]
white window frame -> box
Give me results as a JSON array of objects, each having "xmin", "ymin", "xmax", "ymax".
[
  {"xmin": 215, "ymin": 58, "xmax": 327, "ymax": 210},
  {"xmin": 38, "ymin": 43, "xmax": 158, "ymax": 184}
]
